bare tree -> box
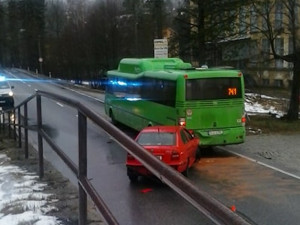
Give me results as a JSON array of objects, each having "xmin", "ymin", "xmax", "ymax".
[
  {"xmin": 172, "ymin": 0, "xmax": 243, "ymax": 66},
  {"xmin": 45, "ymin": 0, "xmax": 67, "ymax": 75},
  {"xmin": 249, "ymin": 0, "xmax": 299, "ymax": 120},
  {"xmin": 0, "ymin": 2, "xmax": 6, "ymax": 66}
]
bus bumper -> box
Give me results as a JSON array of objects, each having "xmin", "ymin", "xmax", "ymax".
[{"xmin": 195, "ymin": 127, "xmax": 245, "ymax": 147}]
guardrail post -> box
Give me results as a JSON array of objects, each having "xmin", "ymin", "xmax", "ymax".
[
  {"xmin": 8, "ymin": 110, "xmax": 11, "ymax": 138},
  {"xmin": 2, "ymin": 112, "xmax": 6, "ymax": 134},
  {"xmin": 78, "ymin": 111, "xmax": 87, "ymax": 225},
  {"xmin": 24, "ymin": 103, "xmax": 28, "ymax": 159},
  {"xmin": 37, "ymin": 95, "xmax": 44, "ymax": 179},
  {"xmin": 13, "ymin": 108, "xmax": 16, "ymax": 141},
  {"xmin": 18, "ymin": 107, "xmax": 22, "ymax": 148},
  {"xmin": 0, "ymin": 112, "xmax": 3, "ymax": 133}
]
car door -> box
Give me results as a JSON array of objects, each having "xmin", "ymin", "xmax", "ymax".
[{"xmin": 180, "ymin": 128, "xmax": 196, "ymax": 165}]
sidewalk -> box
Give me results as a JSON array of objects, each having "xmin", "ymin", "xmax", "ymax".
[{"xmin": 0, "ymin": 137, "xmax": 103, "ymax": 225}]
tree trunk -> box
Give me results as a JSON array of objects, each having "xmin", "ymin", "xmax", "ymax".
[
  {"xmin": 196, "ymin": 1, "xmax": 205, "ymax": 66},
  {"xmin": 287, "ymin": 52, "xmax": 300, "ymax": 120}
]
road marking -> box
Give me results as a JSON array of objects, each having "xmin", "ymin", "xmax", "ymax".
[
  {"xmin": 221, "ymin": 147, "xmax": 300, "ymax": 181},
  {"xmin": 63, "ymin": 86, "xmax": 104, "ymax": 103}
]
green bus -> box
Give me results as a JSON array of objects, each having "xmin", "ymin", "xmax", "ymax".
[{"xmin": 105, "ymin": 58, "xmax": 246, "ymax": 147}]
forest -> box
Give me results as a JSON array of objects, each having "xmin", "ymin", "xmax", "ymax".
[
  {"xmin": 0, "ymin": 0, "xmax": 249, "ymax": 79},
  {"xmin": 0, "ymin": 0, "xmax": 180, "ymax": 79},
  {"xmin": 0, "ymin": 0, "xmax": 299, "ymax": 119}
]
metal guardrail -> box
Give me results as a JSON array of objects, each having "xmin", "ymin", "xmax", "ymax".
[{"xmin": 0, "ymin": 90, "xmax": 252, "ymax": 225}]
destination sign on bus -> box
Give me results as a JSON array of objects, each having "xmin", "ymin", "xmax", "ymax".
[{"xmin": 227, "ymin": 87, "xmax": 237, "ymax": 96}]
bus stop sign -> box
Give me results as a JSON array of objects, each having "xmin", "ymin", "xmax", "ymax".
[{"xmin": 154, "ymin": 39, "xmax": 168, "ymax": 58}]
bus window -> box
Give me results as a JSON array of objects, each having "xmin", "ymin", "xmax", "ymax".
[
  {"xmin": 141, "ymin": 78, "xmax": 176, "ymax": 107},
  {"xmin": 186, "ymin": 77, "xmax": 242, "ymax": 100}
]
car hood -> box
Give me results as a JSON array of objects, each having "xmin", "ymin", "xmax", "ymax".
[{"xmin": 0, "ymin": 89, "xmax": 11, "ymax": 95}]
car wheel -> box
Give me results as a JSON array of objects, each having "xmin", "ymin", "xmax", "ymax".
[
  {"xmin": 201, "ymin": 147, "xmax": 213, "ymax": 156},
  {"xmin": 109, "ymin": 110, "xmax": 118, "ymax": 125},
  {"xmin": 182, "ymin": 158, "xmax": 190, "ymax": 177},
  {"xmin": 127, "ymin": 168, "xmax": 138, "ymax": 183}
]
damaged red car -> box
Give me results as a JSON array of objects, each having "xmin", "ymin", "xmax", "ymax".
[{"xmin": 126, "ymin": 126, "xmax": 200, "ymax": 182}]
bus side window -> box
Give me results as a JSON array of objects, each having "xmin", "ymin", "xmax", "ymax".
[
  {"xmin": 140, "ymin": 78, "xmax": 175, "ymax": 107},
  {"xmin": 163, "ymin": 80, "xmax": 176, "ymax": 107}
]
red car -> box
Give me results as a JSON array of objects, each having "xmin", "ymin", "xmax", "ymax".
[{"xmin": 126, "ymin": 126, "xmax": 200, "ymax": 182}]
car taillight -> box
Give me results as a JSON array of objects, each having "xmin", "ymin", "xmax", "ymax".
[
  {"xmin": 178, "ymin": 118, "xmax": 186, "ymax": 126},
  {"xmin": 171, "ymin": 150, "xmax": 180, "ymax": 161}
]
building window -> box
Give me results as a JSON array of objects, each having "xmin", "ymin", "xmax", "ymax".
[
  {"xmin": 239, "ymin": 7, "xmax": 247, "ymax": 34},
  {"xmin": 262, "ymin": 79, "xmax": 269, "ymax": 86},
  {"xmin": 229, "ymin": 9, "xmax": 237, "ymax": 35},
  {"xmin": 249, "ymin": 40, "xmax": 259, "ymax": 65},
  {"xmin": 275, "ymin": 1, "xmax": 283, "ymax": 30},
  {"xmin": 288, "ymin": 1, "xmax": 299, "ymax": 28},
  {"xmin": 275, "ymin": 38, "xmax": 283, "ymax": 68},
  {"xmin": 262, "ymin": 2, "xmax": 270, "ymax": 31},
  {"xmin": 274, "ymin": 79, "xmax": 283, "ymax": 87},
  {"xmin": 288, "ymin": 37, "xmax": 294, "ymax": 68},
  {"xmin": 250, "ymin": 5, "xmax": 258, "ymax": 33},
  {"xmin": 262, "ymin": 39, "xmax": 270, "ymax": 65}
]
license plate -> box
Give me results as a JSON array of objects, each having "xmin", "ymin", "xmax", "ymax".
[{"xmin": 208, "ymin": 130, "xmax": 223, "ymax": 136}]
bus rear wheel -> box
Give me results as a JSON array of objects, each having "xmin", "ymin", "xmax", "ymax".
[
  {"xmin": 201, "ymin": 147, "xmax": 213, "ymax": 156},
  {"xmin": 195, "ymin": 147, "xmax": 201, "ymax": 161},
  {"xmin": 109, "ymin": 110, "xmax": 118, "ymax": 125}
]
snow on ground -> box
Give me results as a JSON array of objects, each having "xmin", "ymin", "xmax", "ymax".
[
  {"xmin": 0, "ymin": 153, "xmax": 62, "ymax": 225},
  {"xmin": 245, "ymin": 93, "xmax": 286, "ymax": 117}
]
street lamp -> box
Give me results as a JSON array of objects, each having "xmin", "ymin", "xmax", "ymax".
[{"xmin": 38, "ymin": 35, "xmax": 43, "ymax": 74}]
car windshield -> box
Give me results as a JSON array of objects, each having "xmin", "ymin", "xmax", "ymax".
[
  {"xmin": 0, "ymin": 81, "xmax": 9, "ymax": 89},
  {"xmin": 137, "ymin": 132, "xmax": 175, "ymax": 146}
]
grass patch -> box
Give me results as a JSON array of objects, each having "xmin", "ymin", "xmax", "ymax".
[{"xmin": 246, "ymin": 115, "xmax": 300, "ymax": 134}]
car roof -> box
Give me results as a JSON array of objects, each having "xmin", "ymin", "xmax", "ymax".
[{"xmin": 140, "ymin": 126, "xmax": 181, "ymax": 133}]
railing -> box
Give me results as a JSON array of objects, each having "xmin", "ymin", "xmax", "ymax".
[{"xmin": 0, "ymin": 90, "xmax": 252, "ymax": 225}]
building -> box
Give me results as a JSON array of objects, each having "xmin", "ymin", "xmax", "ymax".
[{"xmin": 221, "ymin": 0, "xmax": 299, "ymax": 88}]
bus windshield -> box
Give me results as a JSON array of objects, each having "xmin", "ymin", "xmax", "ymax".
[{"xmin": 186, "ymin": 77, "xmax": 242, "ymax": 100}]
